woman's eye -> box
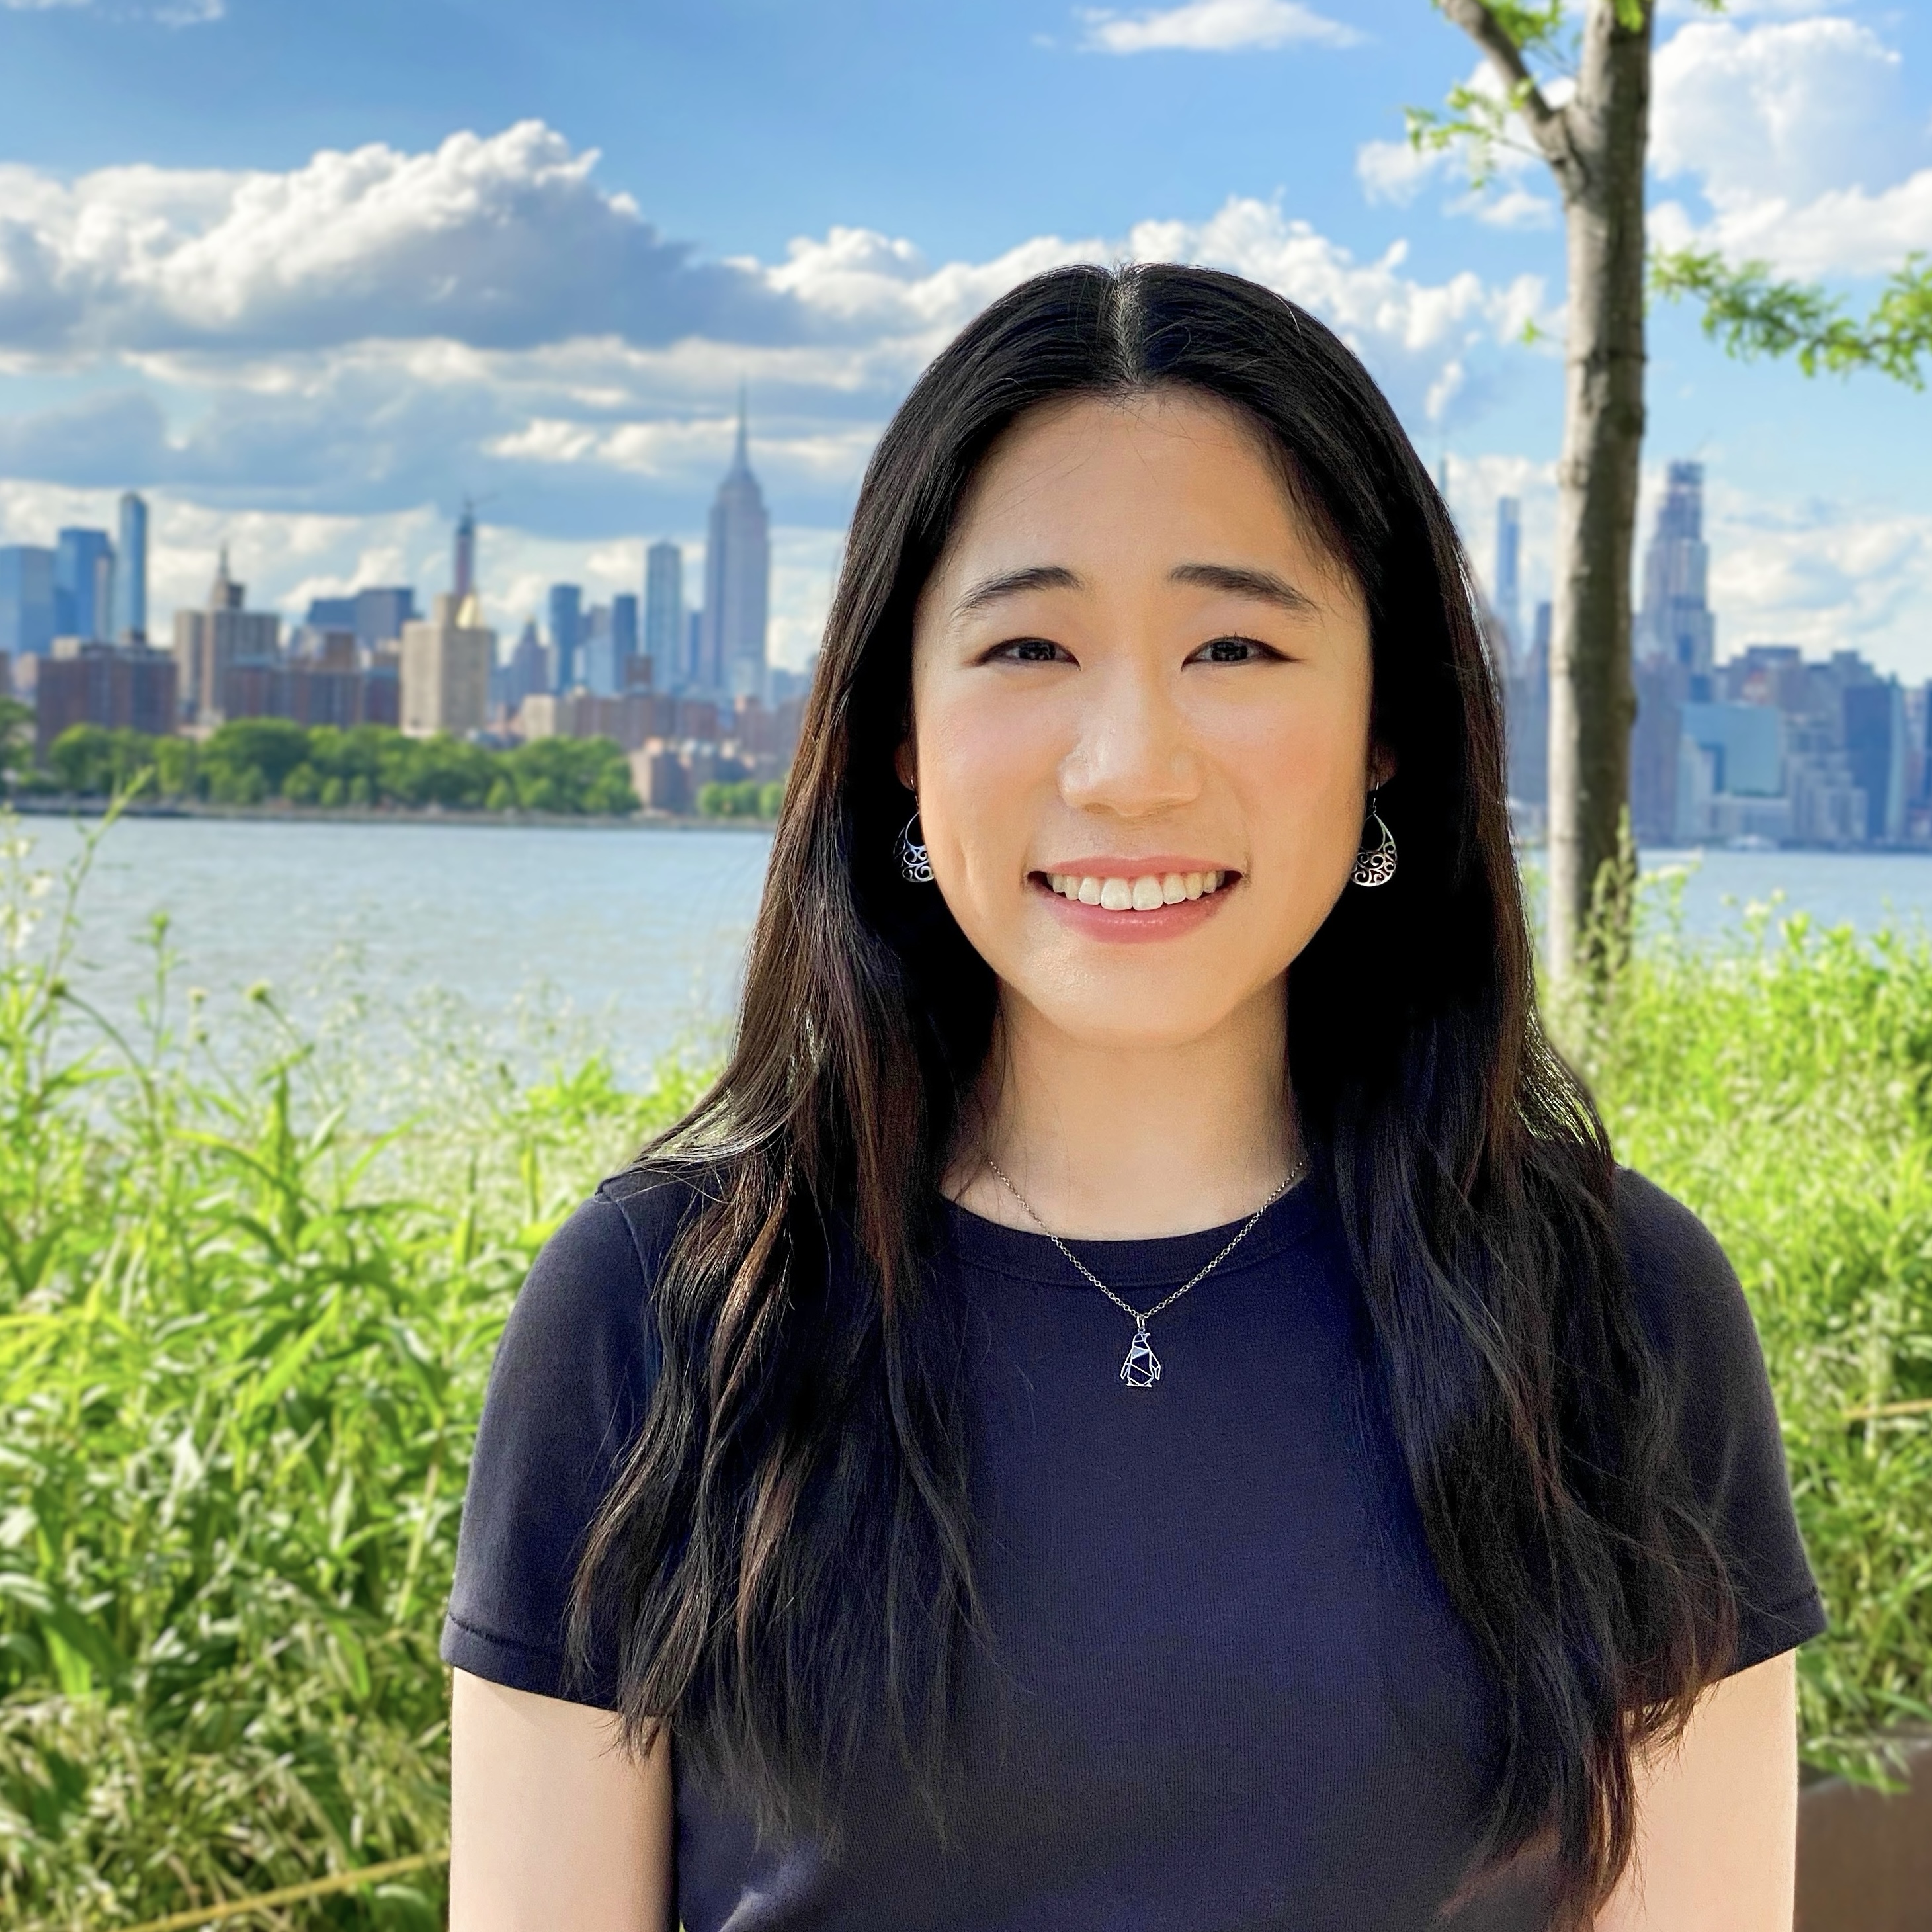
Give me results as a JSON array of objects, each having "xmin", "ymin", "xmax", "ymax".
[
  {"xmin": 1191, "ymin": 636, "xmax": 1279, "ymax": 665},
  {"xmin": 990, "ymin": 638, "xmax": 1072, "ymax": 664}
]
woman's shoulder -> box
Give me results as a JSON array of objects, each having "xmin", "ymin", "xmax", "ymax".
[{"xmin": 1609, "ymin": 1166, "xmax": 1760, "ymax": 1368}]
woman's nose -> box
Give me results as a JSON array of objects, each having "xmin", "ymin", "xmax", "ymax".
[{"xmin": 1056, "ymin": 665, "xmax": 1200, "ymax": 818}]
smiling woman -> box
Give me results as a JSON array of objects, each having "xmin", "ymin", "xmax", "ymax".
[{"xmin": 441, "ymin": 265, "xmax": 1823, "ymax": 1932}]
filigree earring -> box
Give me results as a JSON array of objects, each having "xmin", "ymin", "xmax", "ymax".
[
  {"xmin": 1351, "ymin": 789, "xmax": 1397, "ymax": 888},
  {"xmin": 896, "ymin": 809, "xmax": 933, "ymax": 884}
]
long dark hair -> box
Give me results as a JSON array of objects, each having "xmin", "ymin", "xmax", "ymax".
[{"xmin": 573, "ymin": 264, "xmax": 1734, "ymax": 1927}]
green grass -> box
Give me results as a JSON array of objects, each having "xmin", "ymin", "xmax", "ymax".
[
  {"xmin": 0, "ymin": 835, "xmax": 1926, "ymax": 1926},
  {"xmin": 0, "ymin": 817, "xmax": 700, "ymax": 1928},
  {"xmin": 1579, "ymin": 874, "xmax": 1932, "ymax": 1784}
]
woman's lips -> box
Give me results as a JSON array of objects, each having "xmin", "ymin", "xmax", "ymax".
[{"xmin": 1029, "ymin": 860, "xmax": 1240, "ymax": 942}]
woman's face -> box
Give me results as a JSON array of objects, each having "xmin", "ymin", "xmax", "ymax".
[{"xmin": 904, "ymin": 388, "xmax": 1379, "ymax": 1052}]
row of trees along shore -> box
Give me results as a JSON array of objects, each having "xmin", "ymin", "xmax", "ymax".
[
  {"xmin": 36, "ymin": 720, "xmax": 640, "ymax": 817},
  {"xmin": 1415, "ymin": 0, "xmax": 1931, "ymax": 989}
]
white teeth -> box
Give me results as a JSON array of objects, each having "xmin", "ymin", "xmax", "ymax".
[{"xmin": 1046, "ymin": 868, "xmax": 1230, "ymax": 909}]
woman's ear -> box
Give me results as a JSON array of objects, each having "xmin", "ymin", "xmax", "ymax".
[
  {"xmin": 1369, "ymin": 743, "xmax": 1397, "ymax": 790},
  {"xmin": 894, "ymin": 741, "xmax": 917, "ymax": 794}
]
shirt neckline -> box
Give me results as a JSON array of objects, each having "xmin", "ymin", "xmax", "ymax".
[{"xmin": 939, "ymin": 1169, "xmax": 1327, "ymax": 1290}]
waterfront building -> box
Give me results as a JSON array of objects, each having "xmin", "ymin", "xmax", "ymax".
[
  {"xmin": 55, "ymin": 528, "xmax": 115, "ymax": 644},
  {"xmin": 1629, "ymin": 462, "xmax": 1722, "ymax": 843},
  {"xmin": 400, "ymin": 592, "xmax": 493, "ymax": 737},
  {"xmin": 1844, "ymin": 679, "xmax": 1908, "ymax": 845},
  {"xmin": 548, "ymin": 583, "xmax": 583, "ymax": 693},
  {"xmin": 505, "ymin": 620, "xmax": 548, "ymax": 710},
  {"xmin": 302, "ymin": 587, "xmax": 417, "ymax": 651},
  {"xmin": 35, "ymin": 639, "xmax": 177, "ymax": 761},
  {"xmin": 171, "ymin": 550, "xmax": 282, "ymax": 726},
  {"xmin": 114, "ymin": 493, "xmax": 149, "ymax": 643},
  {"xmin": 612, "ymin": 593, "xmax": 640, "ymax": 687},
  {"xmin": 1637, "ymin": 462, "xmax": 1716, "ymax": 682},
  {"xmin": 1493, "ymin": 496, "xmax": 1521, "ymax": 663},
  {"xmin": 0, "ymin": 546, "xmax": 57, "ymax": 660},
  {"xmin": 699, "ymin": 392, "xmax": 771, "ymax": 698},
  {"xmin": 644, "ymin": 541, "xmax": 683, "ymax": 690}
]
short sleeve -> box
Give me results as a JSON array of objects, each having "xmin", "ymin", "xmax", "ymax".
[
  {"xmin": 440, "ymin": 1184, "xmax": 662, "ymax": 1707},
  {"xmin": 1616, "ymin": 1170, "xmax": 1827, "ymax": 1675}
]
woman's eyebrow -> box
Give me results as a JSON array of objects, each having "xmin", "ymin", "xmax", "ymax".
[
  {"xmin": 951, "ymin": 564, "xmax": 1083, "ymax": 616},
  {"xmin": 1169, "ymin": 561, "xmax": 1319, "ymax": 614}
]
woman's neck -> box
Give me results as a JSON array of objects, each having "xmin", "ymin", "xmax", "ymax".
[{"xmin": 947, "ymin": 982, "xmax": 1300, "ymax": 1240}]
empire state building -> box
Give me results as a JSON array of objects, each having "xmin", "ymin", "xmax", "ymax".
[{"xmin": 700, "ymin": 391, "xmax": 771, "ymax": 697}]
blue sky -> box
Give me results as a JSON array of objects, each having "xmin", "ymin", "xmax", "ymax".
[{"xmin": 1, "ymin": 0, "xmax": 1929, "ymax": 672}]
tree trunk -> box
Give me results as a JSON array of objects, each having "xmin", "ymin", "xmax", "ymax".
[{"xmin": 1544, "ymin": 3, "xmax": 1652, "ymax": 988}]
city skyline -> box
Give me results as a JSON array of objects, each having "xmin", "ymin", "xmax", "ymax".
[{"xmin": 1, "ymin": 4, "xmax": 1928, "ymax": 677}]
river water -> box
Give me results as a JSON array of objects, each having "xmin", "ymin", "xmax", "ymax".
[{"xmin": 16, "ymin": 815, "xmax": 1932, "ymax": 1079}]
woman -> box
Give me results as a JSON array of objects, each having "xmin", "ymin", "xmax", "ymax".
[{"xmin": 442, "ymin": 265, "xmax": 1825, "ymax": 1931}]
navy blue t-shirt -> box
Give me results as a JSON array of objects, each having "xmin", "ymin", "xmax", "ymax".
[{"xmin": 441, "ymin": 1167, "xmax": 1826, "ymax": 1931}]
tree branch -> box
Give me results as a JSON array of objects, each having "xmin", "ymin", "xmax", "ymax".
[
  {"xmin": 1438, "ymin": 0, "xmax": 1584, "ymax": 189},
  {"xmin": 1651, "ymin": 248, "xmax": 1932, "ymax": 389}
]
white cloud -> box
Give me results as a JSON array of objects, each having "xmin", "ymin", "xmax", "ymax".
[
  {"xmin": 0, "ymin": 122, "xmax": 1560, "ymax": 642},
  {"xmin": 0, "ymin": 0, "xmax": 222, "ymax": 17},
  {"xmin": 1079, "ymin": 0, "xmax": 1359, "ymax": 54},
  {"xmin": 1650, "ymin": 16, "xmax": 1932, "ymax": 276},
  {"xmin": 0, "ymin": 122, "xmax": 792, "ymax": 358}
]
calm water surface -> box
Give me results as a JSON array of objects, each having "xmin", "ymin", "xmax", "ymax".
[
  {"xmin": 19, "ymin": 817, "xmax": 1932, "ymax": 1077},
  {"xmin": 22, "ymin": 816, "xmax": 773, "ymax": 1078}
]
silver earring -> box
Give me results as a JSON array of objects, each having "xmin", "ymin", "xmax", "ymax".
[
  {"xmin": 1351, "ymin": 790, "xmax": 1397, "ymax": 888},
  {"xmin": 896, "ymin": 809, "xmax": 933, "ymax": 884}
]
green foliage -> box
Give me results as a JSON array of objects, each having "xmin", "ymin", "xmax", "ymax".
[
  {"xmin": 39, "ymin": 723, "xmax": 640, "ymax": 818},
  {"xmin": 1581, "ymin": 884, "xmax": 1932, "ymax": 1784},
  {"xmin": 1651, "ymin": 249, "xmax": 1932, "ymax": 389},
  {"xmin": 1, "ymin": 821, "xmax": 1929, "ymax": 1922},
  {"xmin": 696, "ymin": 777, "xmax": 783, "ymax": 820},
  {"xmin": 0, "ymin": 701, "xmax": 34, "ymax": 786},
  {"xmin": 0, "ymin": 818, "xmax": 701, "ymax": 1927}
]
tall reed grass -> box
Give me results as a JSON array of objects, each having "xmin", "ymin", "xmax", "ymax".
[
  {"xmin": 1579, "ymin": 876, "xmax": 1932, "ymax": 1785},
  {"xmin": 0, "ymin": 835, "xmax": 1925, "ymax": 1927},
  {"xmin": 0, "ymin": 817, "xmax": 700, "ymax": 1927}
]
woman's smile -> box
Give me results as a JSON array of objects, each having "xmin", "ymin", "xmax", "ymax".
[{"xmin": 1030, "ymin": 859, "xmax": 1239, "ymax": 941}]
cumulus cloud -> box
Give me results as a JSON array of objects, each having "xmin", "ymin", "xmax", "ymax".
[
  {"xmin": 1078, "ymin": 0, "xmax": 1359, "ymax": 53},
  {"xmin": 1649, "ymin": 16, "xmax": 1932, "ymax": 276},
  {"xmin": 0, "ymin": 122, "xmax": 795, "ymax": 358}
]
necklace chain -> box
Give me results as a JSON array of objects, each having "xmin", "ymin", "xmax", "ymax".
[{"xmin": 983, "ymin": 1154, "xmax": 1306, "ymax": 1374}]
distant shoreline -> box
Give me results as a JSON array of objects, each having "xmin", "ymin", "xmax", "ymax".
[{"xmin": 5, "ymin": 794, "xmax": 777, "ymax": 833}]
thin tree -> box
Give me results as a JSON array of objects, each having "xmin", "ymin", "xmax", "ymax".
[
  {"xmin": 1411, "ymin": 0, "xmax": 1656, "ymax": 988},
  {"xmin": 1410, "ymin": 4, "xmax": 1932, "ymax": 986}
]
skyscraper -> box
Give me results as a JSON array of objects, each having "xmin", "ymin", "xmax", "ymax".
[
  {"xmin": 401, "ymin": 593, "xmax": 494, "ymax": 737},
  {"xmin": 700, "ymin": 390, "xmax": 771, "ymax": 698},
  {"xmin": 171, "ymin": 548, "xmax": 281, "ymax": 726},
  {"xmin": 1493, "ymin": 496, "xmax": 1521, "ymax": 663},
  {"xmin": 115, "ymin": 493, "xmax": 149, "ymax": 643},
  {"xmin": 611, "ymin": 593, "xmax": 640, "ymax": 686},
  {"xmin": 548, "ymin": 583, "xmax": 583, "ymax": 693},
  {"xmin": 0, "ymin": 546, "xmax": 57, "ymax": 659},
  {"xmin": 454, "ymin": 501, "xmax": 478, "ymax": 603},
  {"xmin": 1638, "ymin": 462, "xmax": 1715, "ymax": 683},
  {"xmin": 55, "ymin": 527, "xmax": 115, "ymax": 642},
  {"xmin": 644, "ymin": 541, "xmax": 683, "ymax": 690}
]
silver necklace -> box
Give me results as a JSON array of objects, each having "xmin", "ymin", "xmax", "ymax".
[{"xmin": 984, "ymin": 1155, "xmax": 1307, "ymax": 1389}]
